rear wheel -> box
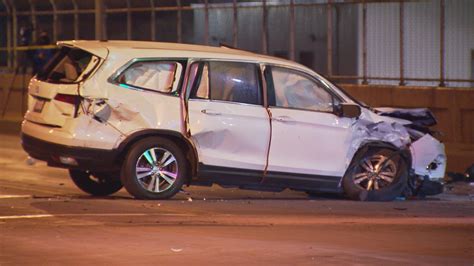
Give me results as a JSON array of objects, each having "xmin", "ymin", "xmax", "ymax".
[
  {"xmin": 69, "ymin": 170, "xmax": 123, "ymax": 196},
  {"xmin": 343, "ymin": 148, "xmax": 408, "ymax": 201},
  {"xmin": 120, "ymin": 137, "xmax": 187, "ymax": 200}
]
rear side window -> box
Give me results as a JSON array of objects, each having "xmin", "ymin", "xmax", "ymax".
[
  {"xmin": 117, "ymin": 61, "xmax": 183, "ymax": 94},
  {"xmin": 37, "ymin": 46, "xmax": 97, "ymax": 84},
  {"xmin": 191, "ymin": 61, "xmax": 262, "ymax": 105}
]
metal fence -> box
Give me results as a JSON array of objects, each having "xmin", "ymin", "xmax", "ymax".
[{"xmin": 0, "ymin": 0, "xmax": 473, "ymax": 87}]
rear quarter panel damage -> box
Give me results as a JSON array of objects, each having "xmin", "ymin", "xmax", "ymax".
[{"xmin": 78, "ymin": 54, "xmax": 183, "ymax": 150}]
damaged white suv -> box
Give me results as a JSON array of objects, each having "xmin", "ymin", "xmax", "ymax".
[{"xmin": 21, "ymin": 41, "xmax": 446, "ymax": 201}]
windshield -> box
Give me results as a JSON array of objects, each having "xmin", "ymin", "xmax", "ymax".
[{"xmin": 36, "ymin": 46, "xmax": 95, "ymax": 84}]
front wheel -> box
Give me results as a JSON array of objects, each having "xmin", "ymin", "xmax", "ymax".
[
  {"xmin": 120, "ymin": 137, "xmax": 187, "ymax": 200},
  {"xmin": 69, "ymin": 170, "xmax": 123, "ymax": 196},
  {"xmin": 342, "ymin": 148, "xmax": 408, "ymax": 201}
]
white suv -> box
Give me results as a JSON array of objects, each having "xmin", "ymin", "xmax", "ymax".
[{"xmin": 21, "ymin": 41, "xmax": 446, "ymax": 201}]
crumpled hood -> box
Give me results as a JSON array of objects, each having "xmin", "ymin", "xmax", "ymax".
[{"xmin": 374, "ymin": 107, "xmax": 437, "ymax": 127}]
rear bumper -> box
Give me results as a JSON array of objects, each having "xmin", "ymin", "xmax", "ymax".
[{"xmin": 21, "ymin": 133, "xmax": 120, "ymax": 171}]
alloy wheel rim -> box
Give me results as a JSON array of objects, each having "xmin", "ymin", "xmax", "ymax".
[
  {"xmin": 353, "ymin": 154, "xmax": 397, "ymax": 191},
  {"xmin": 135, "ymin": 147, "xmax": 178, "ymax": 193}
]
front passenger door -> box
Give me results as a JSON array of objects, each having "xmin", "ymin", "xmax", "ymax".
[{"xmin": 265, "ymin": 66, "xmax": 354, "ymax": 180}]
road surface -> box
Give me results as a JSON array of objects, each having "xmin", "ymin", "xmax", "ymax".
[{"xmin": 0, "ymin": 133, "xmax": 473, "ymax": 265}]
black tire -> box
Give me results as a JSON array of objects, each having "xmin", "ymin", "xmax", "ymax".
[
  {"xmin": 342, "ymin": 148, "xmax": 408, "ymax": 201},
  {"xmin": 120, "ymin": 137, "xmax": 188, "ymax": 200},
  {"xmin": 69, "ymin": 169, "xmax": 123, "ymax": 196}
]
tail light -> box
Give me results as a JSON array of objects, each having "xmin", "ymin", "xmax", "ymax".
[
  {"xmin": 54, "ymin": 93, "xmax": 81, "ymax": 117},
  {"xmin": 54, "ymin": 93, "xmax": 80, "ymax": 105}
]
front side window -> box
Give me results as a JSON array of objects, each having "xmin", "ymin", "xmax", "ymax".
[
  {"xmin": 268, "ymin": 66, "xmax": 339, "ymax": 112},
  {"xmin": 190, "ymin": 61, "xmax": 262, "ymax": 105},
  {"xmin": 117, "ymin": 61, "xmax": 182, "ymax": 94}
]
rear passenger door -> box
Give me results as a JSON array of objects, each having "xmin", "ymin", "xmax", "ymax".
[{"xmin": 187, "ymin": 61, "xmax": 270, "ymax": 176}]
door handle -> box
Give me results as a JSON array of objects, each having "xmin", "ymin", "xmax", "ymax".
[
  {"xmin": 201, "ymin": 109, "xmax": 221, "ymax": 116},
  {"xmin": 272, "ymin": 116, "xmax": 294, "ymax": 123}
]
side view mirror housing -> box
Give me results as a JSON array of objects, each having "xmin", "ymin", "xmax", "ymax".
[{"xmin": 336, "ymin": 103, "xmax": 361, "ymax": 119}]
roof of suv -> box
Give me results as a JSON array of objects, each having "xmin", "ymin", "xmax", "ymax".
[{"xmin": 58, "ymin": 40, "xmax": 307, "ymax": 71}]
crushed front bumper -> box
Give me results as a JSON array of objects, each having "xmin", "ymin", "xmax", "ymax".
[{"xmin": 409, "ymin": 134, "xmax": 447, "ymax": 181}]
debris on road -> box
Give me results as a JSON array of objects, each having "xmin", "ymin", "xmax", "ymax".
[
  {"xmin": 171, "ymin": 248, "xmax": 183, "ymax": 253},
  {"xmin": 25, "ymin": 156, "xmax": 36, "ymax": 165},
  {"xmin": 447, "ymin": 164, "xmax": 474, "ymax": 184},
  {"xmin": 179, "ymin": 189, "xmax": 190, "ymax": 195}
]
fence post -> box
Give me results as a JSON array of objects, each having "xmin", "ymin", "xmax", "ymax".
[
  {"xmin": 2, "ymin": 0, "xmax": 12, "ymax": 68},
  {"xmin": 289, "ymin": 0, "xmax": 295, "ymax": 61},
  {"xmin": 262, "ymin": 0, "xmax": 268, "ymax": 54},
  {"xmin": 150, "ymin": 0, "xmax": 155, "ymax": 41},
  {"xmin": 399, "ymin": 0, "xmax": 405, "ymax": 86},
  {"xmin": 439, "ymin": 0, "xmax": 445, "ymax": 87},
  {"xmin": 177, "ymin": 0, "xmax": 182, "ymax": 43},
  {"xmin": 49, "ymin": 0, "xmax": 58, "ymax": 42},
  {"xmin": 27, "ymin": 0, "xmax": 37, "ymax": 43},
  {"xmin": 327, "ymin": 0, "xmax": 333, "ymax": 77},
  {"xmin": 94, "ymin": 0, "xmax": 104, "ymax": 40},
  {"xmin": 361, "ymin": 0, "xmax": 368, "ymax": 85},
  {"xmin": 11, "ymin": 1, "xmax": 17, "ymax": 69},
  {"xmin": 204, "ymin": 0, "xmax": 209, "ymax": 45},
  {"xmin": 126, "ymin": 0, "xmax": 131, "ymax": 40},
  {"xmin": 72, "ymin": 0, "xmax": 79, "ymax": 40},
  {"xmin": 232, "ymin": 0, "xmax": 238, "ymax": 47}
]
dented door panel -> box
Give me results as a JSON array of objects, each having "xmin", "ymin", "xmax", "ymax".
[{"xmin": 188, "ymin": 100, "xmax": 270, "ymax": 171}]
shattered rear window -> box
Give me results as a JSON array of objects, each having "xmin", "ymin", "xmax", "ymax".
[{"xmin": 36, "ymin": 46, "xmax": 94, "ymax": 84}]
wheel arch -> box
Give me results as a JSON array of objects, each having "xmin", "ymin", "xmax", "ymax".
[{"xmin": 115, "ymin": 129, "xmax": 199, "ymax": 181}]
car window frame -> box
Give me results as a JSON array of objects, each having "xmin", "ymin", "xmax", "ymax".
[
  {"xmin": 109, "ymin": 58, "xmax": 188, "ymax": 97},
  {"xmin": 187, "ymin": 59, "xmax": 265, "ymax": 107},
  {"xmin": 264, "ymin": 64, "xmax": 344, "ymax": 114}
]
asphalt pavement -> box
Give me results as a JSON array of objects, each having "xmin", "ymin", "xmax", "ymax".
[{"xmin": 0, "ymin": 133, "xmax": 473, "ymax": 265}]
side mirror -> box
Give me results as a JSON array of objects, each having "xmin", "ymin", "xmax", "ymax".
[{"xmin": 336, "ymin": 103, "xmax": 361, "ymax": 118}]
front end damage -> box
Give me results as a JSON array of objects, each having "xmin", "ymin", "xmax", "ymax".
[{"xmin": 347, "ymin": 107, "xmax": 447, "ymax": 198}]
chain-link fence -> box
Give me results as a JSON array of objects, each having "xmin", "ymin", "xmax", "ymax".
[{"xmin": 1, "ymin": 0, "xmax": 473, "ymax": 87}]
